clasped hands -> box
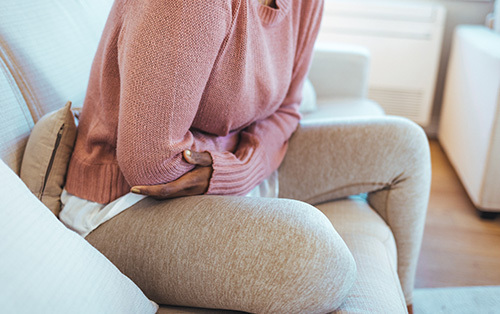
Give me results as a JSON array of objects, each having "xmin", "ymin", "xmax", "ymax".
[{"xmin": 130, "ymin": 150, "xmax": 213, "ymax": 199}]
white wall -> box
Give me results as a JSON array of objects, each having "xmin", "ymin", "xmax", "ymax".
[{"xmin": 397, "ymin": 0, "xmax": 495, "ymax": 136}]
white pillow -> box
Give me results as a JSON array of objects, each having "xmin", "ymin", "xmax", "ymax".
[
  {"xmin": 0, "ymin": 160, "xmax": 158, "ymax": 314},
  {"xmin": 299, "ymin": 78, "xmax": 317, "ymax": 114}
]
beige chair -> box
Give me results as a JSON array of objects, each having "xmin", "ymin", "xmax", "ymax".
[
  {"xmin": 439, "ymin": 25, "xmax": 500, "ymax": 218},
  {"xmin": 0, "ymin": 1, "xmax": 431, "ymax": 312}
]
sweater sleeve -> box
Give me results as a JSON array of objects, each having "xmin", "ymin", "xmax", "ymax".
[
  {"xmin": 116, "ymin": 1, "xmax": 232, "ymax": 186},
  {"xmin": 206, "ymin": 2, "xmax": 325, "ymax": 195}
]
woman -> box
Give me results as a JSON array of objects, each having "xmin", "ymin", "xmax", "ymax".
[
  {"xmin": 60, "ymin": 0, "xmax": 428, "ymax": 312},
  {"xmin": 64, "ymin": 0, "xmax": 323, "ymax": 203}
]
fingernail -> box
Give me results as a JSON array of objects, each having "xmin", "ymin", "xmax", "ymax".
[
  {"xmin": 131, "ymin": 187, "xmax": 141, "ymax": 194},
  {"xmin": 185, "ymin": 150, "xmax": 192, "ymax": 157}
]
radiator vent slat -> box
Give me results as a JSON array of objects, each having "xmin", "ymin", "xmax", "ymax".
[
  {"xmin": 317, "ymin": 0, "xmax": 446, "ymax": 127},
  {"xmin": 369, "ymin": 88, "xmax": 424, "ymax": 121}
]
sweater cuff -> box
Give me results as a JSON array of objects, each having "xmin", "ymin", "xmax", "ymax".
[{"xmin": 206, "ymin": 150, "xmax": 267, "ymax": 195}]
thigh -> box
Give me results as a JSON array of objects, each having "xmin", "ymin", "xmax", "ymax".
[
  {"xmin": 86, "ymin": 195, "xmax": 356, "ymax": 313},
  {"xmin": 278, "ymin": 117, "xmax": 430, "ymax": 205}
]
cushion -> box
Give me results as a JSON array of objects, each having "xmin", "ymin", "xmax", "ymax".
[
  {"xmin": 299, "ymin": 78, "xmax": 317, "ymax": 113},
  {"xmin": 316, "ymin": 197, "xmax": 407, "ymax": 313},
  {"xmin": 20, "ymin": 101, "xmax": 76, "ymax": 216},
  {"xmin": 0, "ymin": 159, "xmax": 158, "ymax": 313},
  {"xmin": 302, "ymin": 98, "xmax": 385, "ymax": 122}
]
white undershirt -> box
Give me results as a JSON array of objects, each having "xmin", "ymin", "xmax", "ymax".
[{"xmin": 60, "ymin": 171, "xmax": 279, "ymax": 237}]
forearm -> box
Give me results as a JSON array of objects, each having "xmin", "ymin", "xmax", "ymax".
[
  {"xmin": 203, "ymin": 109, "xmax": 302, "ymax": 196},
  {"xmin": 115, "ymin": 1, "xmax": 231, "ymax": 186},
  {"xmin": 202, "ymin": 0, "xmax": 325, "ymax": 195}
]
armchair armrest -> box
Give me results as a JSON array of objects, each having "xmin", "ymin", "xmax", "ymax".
[{"xmin": 308, "ymin": 42, "xmax": 370, "ymax": 99}]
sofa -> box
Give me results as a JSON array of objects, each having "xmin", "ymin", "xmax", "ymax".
[{"xmin": 0, "ymin": 1, "xmax": 431, "ymax": 313}]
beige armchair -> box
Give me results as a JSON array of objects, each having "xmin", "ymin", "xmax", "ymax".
[
  {"xmin": 302, "ymin": 42, "xmax": 385, "ymax": 120},
  {"xmin": 0, "ymin": 0, "xmax": 430, "ymax": 313}
]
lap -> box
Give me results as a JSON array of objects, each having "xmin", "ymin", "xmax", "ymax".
[{"xmin": 86, "ymin": 195, "xmax": 356, "ymax": 313}]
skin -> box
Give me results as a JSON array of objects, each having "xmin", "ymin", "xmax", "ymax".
[
  {"xmin": 130, "ymin": 150, "xmax": 213, "ymax": 199},
  {"xmin": 259, "ymin": 0, "xmax": 277, "ymax": 8}
]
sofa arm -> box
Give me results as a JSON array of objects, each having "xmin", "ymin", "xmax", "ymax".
[{"xmin": 308, "ymin": 42, "xmax": 371, "ymax": 100}]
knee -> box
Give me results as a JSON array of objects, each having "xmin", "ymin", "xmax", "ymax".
[
  {"xmin": 389, "ymin": 117, "xmax": 431, "ymax": 183},
  {"xmin": 255, "ymin": 198, "xmax": 357, "ymax": 313},
  {"xmin": 388, "ymin": 117, "xmax": 430, "ymax": 162}
]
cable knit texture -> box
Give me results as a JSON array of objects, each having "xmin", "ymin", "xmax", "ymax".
[{"xmin": 65, "ymin": 0, "xmax": 324, "ymax": 203}]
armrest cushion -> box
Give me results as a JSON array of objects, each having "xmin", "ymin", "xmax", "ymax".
[
  {"xmin": 308, "ymin": 42, "xmax": 370, "ymax": 99},
  {"xmin": 299, "ymin": 78, "xmax": 318, "ymax": 114}
]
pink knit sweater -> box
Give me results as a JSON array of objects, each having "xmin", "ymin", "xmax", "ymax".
[{"xmin": 65, "ymin": 0, "xmax": 324, "ymax": 204}]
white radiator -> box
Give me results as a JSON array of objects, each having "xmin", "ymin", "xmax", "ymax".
[{"xmin": 317, "ymin": 0, "xmax": 446, "ymax": 126}]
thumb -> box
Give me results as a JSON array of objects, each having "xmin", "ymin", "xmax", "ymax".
[{"xmin": 183, "ymin": 150, "xmax": 213, "ymax": 166}]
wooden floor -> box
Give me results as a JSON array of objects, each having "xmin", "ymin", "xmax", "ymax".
[{"xmin": 415, "ymin": 140, "xmax": 500, "ymax": 288}]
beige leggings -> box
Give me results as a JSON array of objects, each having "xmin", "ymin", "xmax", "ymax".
[{"xmin": 86, "ymin": 116, "xmax": 430, "ymax": 313}]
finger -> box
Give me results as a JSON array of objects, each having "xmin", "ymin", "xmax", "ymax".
[
  {"xmin": 131, "ymin": 183, "xmax": 190, "ymax": 200},
  {"xmin": 130, "ymin": 184, "xmax": 173, "ymax": 198},
  {"xmin": 183, "ymin": 150, "xmax": 212, "ymax": 166}
]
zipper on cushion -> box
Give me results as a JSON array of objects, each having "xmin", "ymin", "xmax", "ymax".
[{"xmin": 39, "ymin": 124, "xmax": 65, "ymax": 200}]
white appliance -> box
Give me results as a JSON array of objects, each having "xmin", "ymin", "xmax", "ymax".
[
  {"xmin": 439, "ymin": 25, "xmax": 500, "ymax": 214},
  {"xmin": 317, "ymin": 0, "xmax": 446, "ymax": 126}
]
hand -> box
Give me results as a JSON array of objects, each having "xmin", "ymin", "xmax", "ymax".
[{"xmin": 130, "ymin": 150, "xmax": 213, "ymax": 199}]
